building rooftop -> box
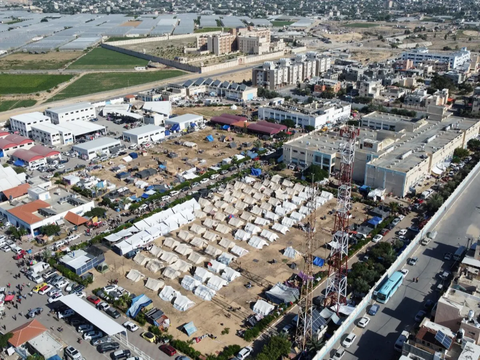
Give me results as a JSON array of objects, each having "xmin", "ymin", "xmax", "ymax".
[
  {"xmin": 262, "ymin": 100, "xmax": 348, "ymax": 117},
  {"xmin": 10, "ymin": 112, "xmax": 49, "ymax": 124},
  {"xmin": 73, "ymin": 137, "xmax": 120, "ymax": 151},
  {"xmin": 8, "ymin": 319, "xmax": 47, "ymax": 347},
  {"xmin": 58, "ymin": 121, "xmax": 105, "ymax": 136},
  {"xmin": 441, "ymin": 287, "xmax": 480, "ymax": 319},
  {"xmin": 123, "ymin": 124, "xmax": 165, "ymax": 136},
  {"xmin": 46, "ymin": 102, "xmax": 93, "ymax": 114},
  {"xmin": 167, "ymin": 114, "xmax": 203, "ymax": 123}
]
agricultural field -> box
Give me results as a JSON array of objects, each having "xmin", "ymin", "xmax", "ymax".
[
  {"xmin": 194, "ymin": 27, "xmax": 230, "ymax": 33},
  {"xmin": 0, "ymin": 74, "xmax": 73, "ymax": 95},
  {"xmin": 68, "ymin": 48, "xmax": 149, "ymax": 70},
  {"xmin": 0, "ymin": 52, "xmax": 80, "ymax": 70},
  {"xmin": 343, "ymin": 22, "xmax": 379, "ymax": 28},
  {"xmin": 271, "ymin": 21, "xmax": 294, "ymax": 27},
  {"xmin": 48, "ymin": 70, "xmax": 184, "ymax": 101},
  {"xmin": 0, "ymin": 99, "xmax": 36, "ymax": 112}
]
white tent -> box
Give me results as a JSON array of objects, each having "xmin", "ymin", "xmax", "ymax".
[
  {"xmin": 207, "ymin": 260, "xmax": 226, "ymax": 274},
  {"xmin": 265, "ymin": 211, "xmax": 280, "ymax": 221},
  {"xmin": 271, "ymin": 175, "xmax": 282, "ymax": 184},
  {"xmin": 190, "ymin": 237, "xmax": 208, "ymax": 249},
  {"xmin": 253, "ymin": 299, "xmax": 275, "ymax": 316},
  {"xmin": 291, "ymin": 196, "xmax": 304, "ymax": 205},
  {"xmin": 181, "ymin": 275, "xmax": 201, "ymax": 291},
  {"xmin": 190, "ymin": 224, "xmax": 207, "ymax": 235},
  {"xmin": 225, "ymin": 204, "xmax": 239, "ymax": 214},
  {"xmin": 126, "ymin": 269, "xmax": 145, "ymax": 282},
  {"xmin": 214, "ymin": 200, "xmax": 228, "ymax": 209},
  {"xmin": 243, "ymin": 196, "xmax": 256, "ymax": 205},
  {"xmin": 175, "ymin": 244, "xmax": 193, "ymax": 256},
  {"xmin": 234, "ymin": 229, "xmax": 251, "ymax": 241},
  {"xmin": 133, "ymin": 253, "xmax": 150, "ymax": 266},
  {"xmin": 240, "ymin": 212, "xmax": 255, "ymax": 222},
  {"xmin": 194, "ymin": 210, "xmax": 207, "ymax": 219},
  {"xmin": 188, "ymin": 252, "xmax": 205, "ymax": 264},
  {"xmin": 290, "ymin": 212, "xmax": 305, "ymax": 222},
  {"xmin": 146, "ymin": 259, "xmax": 164, "ymax": 273},
  {"xmin": 174, "ymin": 295, "xmax": 195, "ymax": 311},
  {"xmin": 159, "ymin": 286, "xmax": 178, "ymax": 302},
  {"xmin": 163, "ymin": 267, "xmax": 181, "ymax": 280},
  {"xmin": 221, "ymin": 267, "xmax": 241, "ymax": 282},
  {"xmin": 203, "ymin": 231, "xmax": 218, "ymax": 242},
  {"xmin": 231, "ymin": 245, "xmax": 249, "ymax": 257},
  {"xmin": 298, "ymin": 205, "xmax": 311, "ymax": 215},
  {"xmin": 250, "ymin": 206, "xmax": 263, "ymax": 216},
  {"xmin": 203, "ymin": 218, "xmax": 218, "ymax": 229},
  {"xmin": 234, "ymin": 201, "xmax": 248, "ymax": 211},
  {"xmin": 194, "ymin": 267, "xmax": 213, "ymax": 283},
  {"xmin": 260, "ymin": 229, "xmax": 279, "ymax": 242},
  {"xmin": 207, "ymin": 275, "xmax": 228, "ymax": 291},
  {"xmin": 320, "ymin": 191, "xmax": 334, "ymax": 201},
  {"xmin": 245, "ymin": 223, "xmax": 261, "ymax": 234},
  {"xmin": 214, "ymin": 212, "xmax": 227, "ymax": 221},
  {"xmin": 272, "ymin": 223, "xmax": 289, "ymax": 235},
  {"xmin": 248, "ymin": 236, "xmax": 269, "ymax": 249},
  {"xmin": 261, "ymin": 202, "xmax": 273, "ymax": 211},
  {"xmin": 283, "ymin": 179, "xmax": 294, "ymax": 188},
  {"xmin": 217, "ymin": 252, "xmax": 237, "ymax": 265},
  {"xmin": 253, "ymin": 192, "xmax": 265, "ymax": 202},
  {"xmin": 149, "ymin": 245, "xmax": 163, "ymax": 258},
  {"xmin": 254, "ymin": 217, "xmax": 271, "ymax": 226},
  {"xmin": 283, "ymin": 201, "xmax": 297, "ymax": 212},
  {"xmin": 293, "ymin": 183, "xmax": 305, "ymax": 193},
  {"xmin": 268, "ymin": 197, "xmax": 281, "ymax": 206},
  {"xmin": 170, "ymin": 259, "xmax": 192, "ymax": 273},
  {"xmin": 218, "ymin": 238, "xmax": 234, "ymax": 249},
  {"xmin": 228, "ymin": 217, "xmax": 244, "ymax": 228},
  {"xmin": 160, "ymin": 251, "xmax": 179, "ymax": 264},
  {"xmin": 198, "ymin": 198, "xmax": 212, "ymax": 208},
  {"xmin": 145, "ymin": 278, "xmax": 164, "ymax": 292},
  {"xmin": 284, "ymin": 246, "xmax": 300, "ymax": 259},
  {"xmin": 215, "ymin": 224, "xmax": 231, "ymax": 235},
  {"xmin": 281, "ymin": 217, "xmax": 296, "ymax": 228},
  {"xmin": 275, "ymin": 206, "xmax": 287, "ymax": 216},
  {"xmin": 194, "ymin": 285, "xmax": 216, "ymax": 301},
  {"xmin": 178, "ymin": 230, "xmax": 194, "ymax": 242},
  {"xmin": 163, "ymin": 237, "xmax": 180, "ymax": 249},
  {"xmin": 205, "ymin": 245, "xmax": 222, "ymax": 257},
  {"xmin": 203, "ymin": 204, "xmax": 218, "ymax": 214}
]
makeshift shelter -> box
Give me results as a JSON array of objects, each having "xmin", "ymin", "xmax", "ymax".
[
  {"xmin": 190, "ymin": 237, "xmax": 208, "ymax": 249},
  {"xmin": 207, "ymin": 275, "xmax": 228, "ymax": 291},
  {"xmin": 175, "ymin": 244, "xmax": 193, "ymax": 256},
  {"xmin": 231, "ymin": 245, "xmax": 249, "ymax": 257},
  {"xmin": 255, "ymin": 217, "xmax": 271, "ymax": 226},
  {"xmin": 282, "ymin": 217, "xmax": 296, "ymax": 228},
  {"xmin": 218, "ymin": 238, "xmax": 234, "ymax": 249},
  {"xmin": 368, "ymin": 217, "xmax": 382, "ymax": 227},
  {"xmin": 240, "ymin": 212, "xmax": 255, "ymax": 222},
  {"xmin": 272, "ymin": 223, "xmax": 289, "ymax": 234},
  {"xmin": 234, "ymin": 229, "xmax": 251, "ymax": 241},
  {"xmin": 215, "ymin": 224, "xmax": 231, "ymax": 235},
  {"xmin": 217, "ymin": 252, "xmax": 237, "ymax": 265},
  {"xmin": 320, "ymin": 191, "xmax": 334, "ymax": 200},
  {"xmin": 290, "ymin": 212, "xmax": 305, "ymax": 222},
  {"xmin": 149, "ymin": 245, "xmax": 163, "ymax": 258},
  {"xmin": 214, "ymin": 211, "xmax": 227, "ymax": 221},
  {"xmin": 207, "ymin": 260, "xmax": 226, "ymax": 274},
  {"xmin": 163, "ymin": 267, "xmax": 181, "ymax": 280},
  {"xmin": 183, "ymin": 321, "xmax": 197, "ymax": 336},
  {"xmin": 228, "ymin": 217, "xmax": 244, "ymax": 228},
  {"xmin": 205, "ymin": 135, "xmax": 214, "ymax": 142},
  {"xmin": 127, "ymin": 295, "xmax": 152, "ymax": 318},
  {"xmin": 181, "ymin": 275, "xmax": 201, "ymax": 291},
  {"xmin": 221, "ymin": 267, "xmax": 241, "ymax": 282},
  {"xmin": 248, "ymin": 236, "xmax": 269, "ymax": 249},
  {"xmin": 188, "ymin": 252, "xmax": 205, "ymax": 265},
  {"xmin": 265, "ymin": 211, "xmax": 280, "ymax": 221},
  {"xmin": 146, "ymin": 259, "xmax": 165, "ymax": 273},
  {"xmin": 163, "ymin": 237, "xmax": 180, "ymax": 249},
  {"xmin": 203, "ymin": 231, "xmax": 218, "ymax": 242},
  {"xmin": 160, "ymin": 252, "xmax": 179, "ymax": 264},
  {"xmin": 194, "ymin": 210, "xmax": 207, "ymax": 219},
  {"xmin": 126, "ymin": 269, "xmax": 145, "ymax": 282},
  {"xmin": 205, "ymin": 245, "xmax": 222, "ymax": 257},
  {"xmin": 194, "ymin": 285, "xmax": 216, "ymax": 301},
  {"xmin": 145, "ymin": 278, "xmax": 165, "ymax": 292},
  {"xmin": 190, "ymin": 224, "xmax": 206, "ymax": 235},
  {"xmin": 174, "ymin": 295, "xmax": 195, "ymax": 311},
  {"xmin": 266, "ymin": 283, "xmax": 300, "ymax": 304},
  {"xmin": 159, "ymin": 286, "xmax": 178, "ymax": 302},
  {"xmin": 283, "ymin": 246, "xmax": 300, "ymax": 259},
  {"xmin": 313, "ymin": 257, "xmax": 325, "ymax": 267},
  {"xmin": 250, "ymin": 206, "xmax": 263, "ymax": 216},
  {"xmin": 260, "ymin": 229, "xmax": 279, "ymax": 242},
  {"xmin": 245, "ymin": 223, "xmax": 261, "ymax": 234},
  {"xmin": 178, "ymin": 230, "xmax": 194, "ymax": 242},
  {"xmin": 253, "ymin": 299, "xmax": 275, "ymax": 316},
  {"xmin": 203, "ymin": 218, "xmax": 218, "ymax": 229},
  {"xmin": 170, "ymin": 259, "xmax": 192, "ymax": 273},
  {"xmin": 133, "ymin": 253, "xmax": 150, "ymax": 266},
  {"xmin": 193, "ymin": 267, "xmax": 213, "ymax": 283}
]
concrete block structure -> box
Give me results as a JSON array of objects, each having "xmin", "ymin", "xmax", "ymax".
[
  {"xmin": 401, "ymin": 47, "xmax": 471, "ymax": 70},
  {"xmin": 45, "ymin": 102, "xmax": 96, "ymax": 124},
  {"xmin": 9, "ymin": 112, "xmax": 50, "ymax": 138}
]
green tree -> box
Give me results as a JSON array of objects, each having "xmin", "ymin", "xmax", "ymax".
[
  {"xmin": 303, "ymin": 164, "xmax": 328, "ymax": 183},
  {"xmin": 83, "ymin": 207, "xmax": 107, "ymax": 218},
  {"xmin": 8, "ymin": 226, "xmax": 27, "ymax": 239},
  {"xmin": 257, "ymin": 335, "xmax": 291, "ymax": 360},
  {"xmin": 352, "ymin": 278, "xmax": 370, "ymax": 295},
  {"xmin": 0, "ymin": 332, "xmax": 13, "ymax": 348},
  {"xmin": 306, "ymin": 336, "xmax": 325, "ymax": 353},
  {"xmin": 453, "ymin": 147, "xmax": 469, "ymax": 159},
  {"xmin": 281, "ymin": 119, "xmax": 296, "ymax": 128},
  {"xmin": 425, "ymin": 193, "xmax": 444, "ymax": 213},
  {"xmin": 468, "ymin": 138, "xmax": 480, "ymax": 151},
  {"xmin": 41, "ymin": 224, "xmax": 61, "ymax": 236},
  {"xmin": 304, "ymin": 125, "xmax": 315, "ymax": 132},
  {"xmin": 388, "ymin": 201, "xmax": 400, "ymax": 214}
]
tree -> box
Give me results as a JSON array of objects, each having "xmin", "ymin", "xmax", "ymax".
[
  {"xmin": 454, "ymin": 147, "xmax": 469, "ymax": 159},
  {"xmin": 352, "ymin": 278, "xmax": 370, "ymax": 295},
  {"xmin": 388, "ymin": 201, "xmax": 400, "ymax": 214},
  {"xmin": 83, "ymin": 207, "xmax": 107, "ymax": 218},
  {"xmin": 468, "ymin": 138, "xmax": 480, "ymax": 151},
  {"xmin": 257, "ymin": 335, "xmax": 291, "ymax": 360},
  {"xmin": 41, "ymin": 224, "xmax": 61, "ymax": 236},
  {"xmin": 303, "ymin": 164, "xmax": 328, "ymax": 183},
  {"xmin": 0, "ymin": 332, "xmax": 13, "ymax": 349},
  {"xmin": 304, "ymin": 125, "xmax": 315, "ymax": 132},
  {"xmin": 8, "ymin": 226, "xmax": 27, "ymax": 239},
  {"xmin": 306, "ymin": 336, "xmax": 325, "ymax": 353},
  {"xmin": 425, "ymin": 193, "xmax": 444, "ymax": 213},
  {"xmin": 281, "ymin": 119, "xmax": 296, "ymax": 128}
]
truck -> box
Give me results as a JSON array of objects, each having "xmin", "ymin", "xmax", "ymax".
[
  {"xmin": 30, "ymin": 261, "xmax": 50, "ymax": 275},
  {"xmin": 453, "ymin": 245, "xmax": 467, "ymax": 261}
]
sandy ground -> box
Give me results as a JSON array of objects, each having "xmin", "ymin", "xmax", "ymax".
[
  {"xmin": 0, "ymin": 52, "xmax": 81, "ymax": 70},
  {"xmin": 324, "ymin": 32, "xmax": 363, "ymax": 42}
]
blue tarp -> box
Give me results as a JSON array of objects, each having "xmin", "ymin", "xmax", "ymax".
[
  {"xmin": 183, "ymin": 321, "xmax": 197, "ymax": 336},
  {"xmin": 13, "ymin": 159, "xmax": 24, "ymax": 166},
  {"xmin": 313, "ymin": 257, "xmax": 325, "ymax": 267},
  {"xmin": 130, "ymin": 195, "xmax": 138, "ymax": 201},
  {"xmin": 251, "ymin": 168, "xmax": 262, "ymax": 176},
  {"xmin": 47, "ymin": 356, "xmax": 62, "ymax": 360},
  {"xmin": 129, "ymin": 152, "xmax": 138, "ymax": 159},
  {"xmin": 165, "ymin": 130, "xmax": 170, "ymax": 136},
  {"xmin": 141, "ymin": 193, "xmax": 150, "ymax": 199},
  {"xmin": 171, "ymin": 124, "xmax": 180, "ymax": 132},
  {"xmin": 246, "ymin": 151, "xmax": 258, "ymax": 159},
  {"xmin": 222, "ymin": 125, "xmax": 230, "ymax": 130},
  {"xmin": 368, "ymin": 216, "xmax": 382, "ymax": 227},
  {"xmin": 159, "ymin": 164, "xmax": 166, "ymax": 169},
  {"xmin": 206, "ymin": 135, "xmax": 214, "ymax": 142},
  {"xmin": 127, "ymin": 294, "xmax": 153, "ymax": 318},
  {"xmin": 359, "ymin": 185, "xmax": 371, "ymax": 192},
  {"xmin": 146, "ymin": 186, "xmax": 154, "ymax": 191}
]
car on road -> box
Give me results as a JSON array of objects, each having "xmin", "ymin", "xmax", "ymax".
[
  {"xmin": 281, "ymin": 323, "xmax": 294, "ymax": 335},
  {"xmin": 398, "ymin": 229, "xmax": 408, "ymax": 236},
  {"xmin": 372, "ymin": 234, "xmax": 383, "ymax": 243},
  {"xmin": 97, "ymin": 342, "xmax": 120, "ymax": 353},
  {"xmin": 235, "ymin": 346, "xmax": 253, "ymax": 360},
  {"xmin": 58, "ymin": 309, "xmax": 75, "ymax": 319},
  {"xmin": 87, "ymin": 295, "xmax": 101, "ymax": 305},
  {"xmin": 444, "ymin": 253, "xmax": 452, "ymax": 261},
  {"xmin": 111, "ymin": 349, "xmax": 131, "ymax": 360},
  {"xmin": 392, "ymin": 218, "xmax": 401, "ymax": 226},
  {"xmin": 408, "ymin": 257, "xmax": 418, "ymax": 266},
  {"xmin": 332, "ymin": 347, "xmax": 345, "ymax": 359},
  {"xmin": 83, "ymin": 330, "xmax": 103, "ymax": 340},
  {"xmin": 175, "ymin": 357, "xmax": 191, "ymax": 360},
  {"xmin": 210, "ymin": 174, "xmax": 219, "ymax": 180},
  {"xmin": 64, "ymin": 346, "xmax": 82, "ymax": 360},
  {"xmin": 141, "ymin": 331, "xmax": 156, "ymax": 343},
  {"xmin": 106, "ymin": 308, "xmax": 121, "ymax": 319},
  {"xmin": 91, "ymin": 336, "xmax": 113, "ymax": 346},
  {"xmin": 123, "ymin": 321, "xmax": 138, "ymax": 332},
  {"xmin": 161, "ymin": 195, "xmax": 171, "ymax": 201},
  {"xmin": 357, "ymin": 316, "xmax": 370, "ymax": 328},
  {"xmin": 342, "ymin": 333, "xmax": 357, "ymax": 348},
  {"xmin": 368, "ymin": 304, "xmax": 380, "ymax": 316},
  {"xmin": 159, "ymin": 344, "xmax": 177, "ymax": 356},
  {"xmin": 380, "ymin": 228, "xmax": 390, "ymax": 236},
  {"xmin": 424, "ymin": 299, "xmax": 435, "ymax": 310},
  {"xmin": 400, "ymin": 269, "xmax": 409, "ymax": 278},
  {"xmin": 439, "ymin": 271, "xmax": 451, "ymax": 280},
  {"xmin": 415, "ymin": 310, "xmax": 427, "ymax": 322},
  {"xmin": 77, "ymin": 324, "xmax": 94, "ymax": 334}
]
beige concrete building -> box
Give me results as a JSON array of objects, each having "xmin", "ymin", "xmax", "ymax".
[{"xmin": 207, "ymin": 32, "xmax": 236, "ymax": 55}]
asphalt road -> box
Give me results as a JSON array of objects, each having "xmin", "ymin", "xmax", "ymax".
[{"xmin": 332, "ymin": 165, "xmax": 480, "ymax": 360}]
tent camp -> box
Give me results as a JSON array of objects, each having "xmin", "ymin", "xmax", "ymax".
[
  {"xmin": 194, "ymin": 210, "xmax": 207, "ymax": 219},
  {"xmin": 228, "ymin": 217, "xmax": 244, "ymax": 228},
  {"xmin": 203, "ymin": 231, "xmax": 218, "ymax": 242},
  {"xmin": 253, "ymin": 299, "xmax": 275, "ymax": 316},
  {"xmin": 255, "ymin": 217, "xmax": 271, "ymax": 226},
  {"xmin": 207, "ymin": 260, "xmax": 226, "ymax": 274},
  {"xmin": 163, "ymin": 237, "xmax": 180, "ymax": 249},
  {"xmin": 203, "ymin": 218, "xmax": 218, "ymax": 229},
  {"xmin": 265, "ymin": 211, "xmax": 280, "ymax": 221},
  {"xmin": 174, "ymin": 295, "xmax": 195, "ymax": 311},
  {"xmin": 205, "ymin": 245, "xmax": 222, "ymax": 257},
  {"xmin": 126, "ymin": 269, "xmax": 145, "ymax": 282},
  {"xmin": 320, "ymin": 191, "xmax": 334, "ymax": 201},
  {"xmin": 127, "ymin": 295, "xmax": 152, "ymax": 318},
  {"xmin": 159, "ymin": 286, "xmax": 178, "ymax": 302},
  {"xmin": 160, "ymin": 252, "xmax": 179, "ymax": 264},
  {"xmin": 217, "ymin": 252, "xmax": 237, "ymax": 265},
  {"xmin": 245, "ymin": 223, "xmax": 261, "ymax": 234},
  {"xmin": 190, "ymin": 224, "xmax": 206, "ymax": 235},
  {"xmin": 175, "ymin": 244, "xmax": 193, "ymax": 257},
  {"xmin": 250, "ymin": 206, "xmax": 262, "ymax": 216},
  {"xmin": 260, "ymin": 229, "xmax": 279, "ymax": 242},
  {"xmin": 193, "ymin": 267, "xmax": 213, "ymax": 283},
  {"xmin": 207, "ymin": 275, "xmax": 228, "ymax": 291},
  {"xmin": 181, "ymin": 276, "xmax": 201, "ymax": 291},
  {"xmin": 146, "ymin": 259, "xmax": 165, "ymax": 273},
  {"xmin": 149, "ymin": 245, "xmax": 163, "ymax": 258},
  {"xmin": 133, "ymin": 253, "xmax": 150, "ymax": 266},
  {"xmin": 234, "ymin": 229, "xmax": 251, "ymax": 241},
  {"xmin": 194, "ymin": 285, "xmax": 216, "ymax": 301},
  {"xmin": 283, "ymin": 246, "xmax": 300, "ymax": 259},
  {"xmin": 231, "ymin": 245, "xmax": 249, "ymax": 257},
  {"xmin": 281, "ymin": 217, "xmax": 295, "ymax": 228},
  {"xmin": 221, "ymin": 267, "xmax": 241, "ymax": 282},
  {"xmin": 240, "ymin": 212, "xmax": 256, "ymax": 222},
  {"xmin": 187, "ymin": 252, "xmax": 205, "ymax": 264},
  {"xmin": 145, "ymin": 278, "xmax": 164, "ymax": 292},
  {"xmin": 170, "ymin": 259, "xmax": 192, "ymax": 273},
  {"xmin": 218, "ymin": 238, "xmax": 234, "ymax": 249},
  {"xmin": 163, "ymin": 267, "xmax": 181, "ymax": 280},
  {"xmin": 190, "ymin": 237, "xmax": 208, "ymax": 249},
  {"xmin": 272, "ymin": 223, "xmax": 289, "ymax": 234},
  {"xmin": 290, "ymin": 212, "xmax": 305, "ymax": 222},
  {"xmin": 215, "ymin": 224, "xmax": 231, "ymax": 235},
  {"xmin": 248, "ymin": 236, "xmax": 269, "ymax": 249},
  {"xmin": 178, "ymin": 230, "xmax": 194, "ymax": 242},
  {"xmin": 266, "ymin": 283, "xmax": 300, "ymax": 304}
]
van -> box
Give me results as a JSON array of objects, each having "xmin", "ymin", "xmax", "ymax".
[
  {"xmin": 421, "ymin": 238, "xmax": 431, "ymax": 246},
  {"xmin": 454, "ymin": 246, "xmax": 466, "ymax": 261},
  {"xmin": 394, "ymin": 330, "xmax": 409, "ymax": 352}
]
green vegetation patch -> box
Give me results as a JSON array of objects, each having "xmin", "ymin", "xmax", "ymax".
[
  {"xmin": 343, "ymin": 22, "xmax": 379, "ymax": 28},
  {"xmin": 105, "ymin": 36, "xmax": 142, "ymax": 42},
  {"xmin": 49, "ymin": 70, "xmax": 184, "ymax": 101},
  {"xmin": 69, "ymin": 48, "xmax": 148, "ymax": 70},
  {"xmin": 271, "ymin": 21, "xmax": 295, "ymax": 27},
  {"xmin": 0, "ymin": 74, "xmax": 73, "ymax": 95},
  {"xmin": 194, "ymin": 27, "xmax": 231, "ymax": 33},
  {"xmin": 0, "ymin": 99, "xmax": 37, "ymax": 112}
]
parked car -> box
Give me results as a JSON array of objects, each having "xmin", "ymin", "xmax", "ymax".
[
  {"xmin": 106, "ymin": 308, "xmax": 121, "ymax": 319},
  {"xmin": 97, "ymin": 342, "xmax": 120, "ymax": 353},
  {"xmin": 342, "ymin": 333, "xmax": 357, "ymax": 348},
  {"xmin": 235, "ymin": 346, "xmax": 253, "ymax": 360},
  {"xmin": 357, "ymin": 316, "xmax": 370, "ymax": 328},
  {"xmin": 400, "ymin": 269, "xmax": 409, "ymax": 278},
  {"xmin": 77, "ymin": 324, "xmax": 94, "ymax": 334},
  {"xmin": 141, "ymin": 332, "xmax": 156, "ymax": 343},
  {"xmin": 64, "ymin": 346, "xmax": 82, "ymax": 360},
  {"xmin": 87, "ymin": 295, "xmax": 101, "ymax": 305},
  {"xmin": 415, "ymin": 310, "xmax": 427, "ymax": 322},
  {"xmin": 111, "ymin": 349, "xmax": 131, "ymax": 360},
  {"xmin": 372, "ymin": 234, "xmax": 383, "ymax": 243},
  {"xmin": 48, "ymin": 293, "xmax": 63, "ymax": 303},
  {"xmin": 408, "ymin": 257, "xmax": 418, "ymax": 266},
  {"xmin": 332, "ymin": 347, "xmax": 345, "ymax": 359},
  {"xmin": 123, "ymin": 321, "xmax": 138, "ymax": 332},
  {"xmin": 368, "ymin": 304, "xmax": 380, "ymax": 316},
  {"xmin": 159, "ymin": 345, "xmax": 177, "ymax": 356},
  {"xmin": 91, "ymin": 336, "xmax": 113, "ymax": 346},
  {"xmin": 58, "ymin": 309, "xmax": 75, "ymax": 319},
  {"xmin": 83, "ymin": 330, "xmax": 103, "ymax": 340},
  {"xmin": 26, "ymin": 307, "xmax": 43, "ymax": 319}
]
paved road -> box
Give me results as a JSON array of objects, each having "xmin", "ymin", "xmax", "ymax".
[{"xmin": 333, "ymin": 166, "xmax": 480, "ymax": 360}]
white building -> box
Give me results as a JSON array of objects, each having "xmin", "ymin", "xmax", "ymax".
[
  {"xmin": 401, "ymin": 47, "xmax": 471, "ymax": 70},
  {"xmin": 31, "ymin": 123, "xmax": 73, "ymax": 146},
  {"xmin": 45, "ymin": 102, "xmax": 96, "ymax": 124},
  {"xmin": 9, "ymin": 112, "xmax": 50, "ymax": 138},
  {"xmin": 165, "ymin": 114, "xmax": 204, "ymax": 131},
  {"xmin": 123, "ymin": 124, "xmax": 165, "ymax": 145},
  {"xmin": 73, "ymin": 137, "xmax": 121, "ymax": 160},
  {"xmin": 258, "ymin": 102, "xmax": 351, "ymax": 129}
]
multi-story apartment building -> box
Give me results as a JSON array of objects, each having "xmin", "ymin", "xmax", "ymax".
[
  {"xmin": 207, "ymin": 32, "xmax": 237, "ymax": 55},
  {"xmin": 9, "ymin": 112, "xmax": 50, "ymax": 138},
  {"xmin": 401, "ymin": 47, "xmax": 471, "ymax": 70}
]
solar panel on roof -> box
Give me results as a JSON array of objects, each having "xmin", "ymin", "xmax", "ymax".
[{"xmin": 435, "ymin": 330, "xmax": 452, "ymax": 349}]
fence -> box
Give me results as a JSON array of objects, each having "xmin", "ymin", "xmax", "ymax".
[
  {"xmin": 313, "ymin": 160, "xmax": 480, "ymax": 359},
  {"xmin": 115, "ymin": 333, "xmax": 153, "ymax": 360}
]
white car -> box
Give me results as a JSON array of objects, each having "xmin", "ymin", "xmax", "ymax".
[
  {"xmin": 103, "ymin": 285, "xmax": 118, "ymax": 293},
  {"xmin": 75, "ymin": 291, "xmax": 86, "ymax": 299},
  {"xmin": 66, "ymin": 234, "xmax": 80, "ymax": 243},
  {"xmin": 400, "ymin": 269, "xmax": 409, "ymax": 278},
  {"xmin": 357, "ymin": 316, "xmax": 370, "ymax": 328},
  {"xmin": 123, "ymin": 321, "xmax": 139, "ymax": 332},
  {"xmin": 97, "ymin": 302, "xmax": 110, "ymax": 311},
  {"xmin": 342, "ymin": 333, "xmax": 357, "ymax": 348},
  {"xmin": 170, "ymin": 190, "xmax": 180, "ymax": 196},
  {"xmin": 236, "ymin": 347, "xmax": 253, "ymax": 360},
  {"xmin": 372, "ymin": 234, "xmax": 383, "ymax": 243},
  {"xmin": 48, "ymin": 293, "xmax": 63, "ymax": 303},
  {"xmin": 65, "ymin": 283, "xmax": 77, "ymax": 293},
  {"xmin": 398, "ymin": 229, "xmax": 408, "ymax": 236},
  {"xmin": 161, "ymin": 195, "xmax": 171, "ymax": 201},
  {"xmin": 39, "ymin": 285, "xmax": 53, "ymax": 295},
  {"xmin": 210, "ymin": 174, "xmax": 219, "ymax": 180},
  {"xmin": 200, "ymin": 178, "xmax": 209, "ymax": 184},
  {"xmin": 56, "ymin": 279, "xmax": 69, "ymax": 288},
  {"xmin": 392, "ymin": 218, "xmax": 401, "ymax": 226},
  {"xmin": 398, "ymin": 214, "xmax": 405, "ymax": 220}
]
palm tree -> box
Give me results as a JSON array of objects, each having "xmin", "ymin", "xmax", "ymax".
[
  {"xmin": 307, "ymin": 336, "xmax": 325, "ymax": 353},
  {"xmin": 388, "ymin": 201, "xmax": 400, "ymax": 215}
]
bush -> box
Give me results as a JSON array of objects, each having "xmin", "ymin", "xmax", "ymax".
[
  {"xmin": 148, "ymin": 325, "xmax": 162, "ymax": 336},
  {"xmin": 170, "ymin": 340, "xmax": 201, "ymax": 360},
  {"xmin": 207, "ymin": 345, "xmax": 242, "ymax": 360},
  {"xmin": 47, "ymin": 258, "xmax": 91, "ymax": 287},
  {"xmin": 136, "ymin": 311, "xmax": 146, "ymax": 326}
]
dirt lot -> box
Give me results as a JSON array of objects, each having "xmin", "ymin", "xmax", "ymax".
[
  {"xmin": 91, "ymin": 175, "xmax": 369, "ymax": 354},
  {"xmin": 121, "ymin": 37, "xmax": 198, "ymax": 60},
  {"xmin": 0, "ymin": 52, "xmax": 81, "ymax": 70}
]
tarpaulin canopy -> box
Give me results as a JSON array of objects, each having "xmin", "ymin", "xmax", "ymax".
[
  {"xmin": 206, "ymin": 135, "xmax": 214, "ymax": 142},
  {"xmin": 251, "ymin": 168, "xmax": 262, "ymax": 176},
  {"xmin": 127, "ymin": 294, "xmax": 152, "ymax": 318},
  {"xmin": 183, "ymin": 322, "xmax": 197, "ymax": 336},
  {"xmin": 266, "ymin": 283, "xmax": 300, "ymax": 304},
  {"xmin": 313, "ymin": 257, "xmax": 325, "ymax": 267},
  {"xmin": 368, "ymin": 216, "xmax": 382, "ymax": 227},
  {"xmin": 13, "ymin": 159, "xmax": 24, "ymax": 166},
  {"xmin": 253, "ymin": 299, "xmax": 274, "ymax": 316}
]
